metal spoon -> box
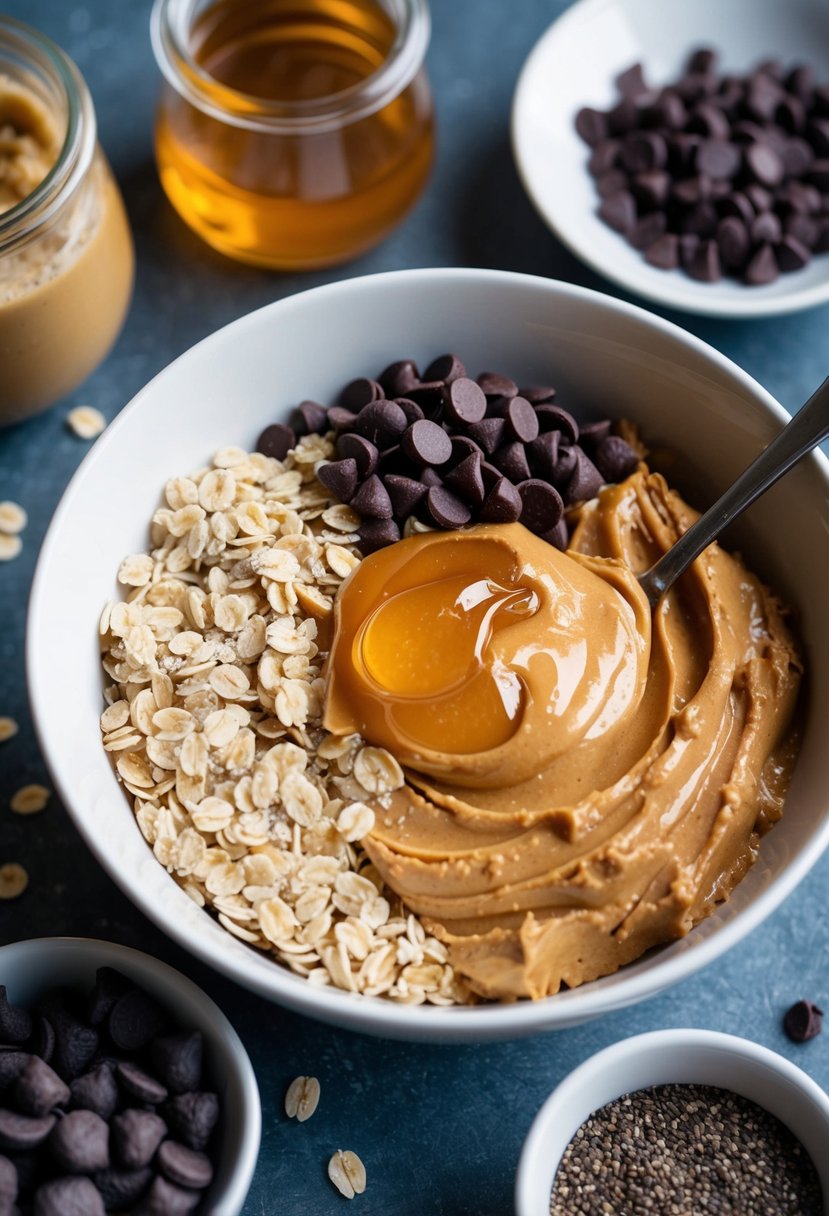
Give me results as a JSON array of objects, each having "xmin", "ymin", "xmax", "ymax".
[{"xmin": 638, "ymin": 376, "xmax": 829, "ymax": 608}]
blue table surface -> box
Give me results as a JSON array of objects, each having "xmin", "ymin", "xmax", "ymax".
[{"xmin": 2, "ymin": 2, "xmax": 828, "ymax": 1212}]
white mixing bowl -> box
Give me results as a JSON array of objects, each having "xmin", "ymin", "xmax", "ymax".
[{"xmin": 27, "ymin": 268, "xmax": 829, "ymax": 1041}]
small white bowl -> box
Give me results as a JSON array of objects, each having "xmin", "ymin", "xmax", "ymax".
[
  {"xmin": 0, "ymin": 937, "xmax": 261, "ymax": 1216},
  {"xmin": 512, "ymin": 0, "xmax": 829, "ymax": 317},
  {"xmin": 516, "ymin": 1029, "xmax": 829, "ymax": 1216},
  {"xmin": 26, "ymin": 268, "xmax": 829, "ymax": 1041}
]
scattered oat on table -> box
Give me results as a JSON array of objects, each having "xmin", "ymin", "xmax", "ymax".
[
  {"xmin": 0, "ymin": 863, "xmax": 29, "ymax": 899},
  {"xmin": 0, "ymin": 718, "xmax": 18, "ymax": 744},
  {"xmin": 328, "ymin": 1150, "xmax": 366, "ymax": 1199},
  {"xmin": 0, "ymin": 535, "xmax": 22, "ymax": 562},
  {"xmin": 0, "ymin": 501, "xmax": 27, "ymax": 535},
  {"xmin": 67, "ymin": 405, "xmax": 106, "ymax": 439},
  {"xmin": 10, "ymin": 784, "xmax": 50, "ymax": 815},
  {"xmin": 99, "ymin": 435, "xmax": 467, "ymax": 1007},
  {"xmin": 284, "ymin": 1075, "xmax": 321, "ymax": 1122}
]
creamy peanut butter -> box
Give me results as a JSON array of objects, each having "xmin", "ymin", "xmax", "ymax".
[
  {"xmin": 0, "ymin": 76, "xmax": 133, "ymax": 423},
  {"xmin": 323, "ymin": 469, "xmax": 803, "ymax": 1001}
]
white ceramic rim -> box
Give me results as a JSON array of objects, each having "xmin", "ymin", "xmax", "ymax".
[
  {"xmin": 26, "ymin": 267, "xmax": 829, "ymax": 1038},
  {"xmin": 510, "ymin": 0, "xmax": 829, "ymax": 319},
  {"xmin": 515, "ymin": 1028, "xmax": 829, "ymax": 1216},
  {"xmin": 0, "ymin": 936, "xmax": 261, "ymax": 1215}
]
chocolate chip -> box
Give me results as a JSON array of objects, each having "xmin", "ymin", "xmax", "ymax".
[
  {"xmin": 401, "ymin": 420, "xmax": 452, "ymax": 466},
  {"xmin": 354, "ymin": 400, "xmax": 408, "ymax": 448},
  {"xmin": 744, "ymin": 241, "xmax": 779, "ymax": 284},
  {"xmin": 157, "ymin": 1139, "xmax": 213, "ymax": 1190},
  {"xmin": 517, "ymin": 480, "xmax": 564, "ymax": 534},
  {"xmin": 31, "ymin": 1018, "xmax": 55, "ymax": 1065},
  {"xmin": 479, "ymin": 478, "xmax": 523, "ymax": 524},
  {"xmin": 444, "ymin": 378, "xmax": 487, "ymax": 426},
  {"xmin": 163, "ymin": 1093, "xmax": 219, "ymax": 1154},
  {"xmin": 339, "ymin": 377, "xmax": 384, "ymax": 409},
  {"xmin": 502, "ymin": 397, "xmax": 538, "ymax": 444},
  {"xmin": 350, "ymin": 474, "xmax": 394, "ymax": 520},
  {"xmin": 49, "ymin": 1108, "xmax": 109, "ymax": 1174},
  {"xmin": 616, "ymin": 62, "xmax": 648, "ymax": 98},
  {"xmin": 336, "ymin": 433, "xmax": 378, "ymax": 478},
  {"xmin": 745, "ymin": 140, "xmax": 785, "ymax": 186},
  {"xmin": 13, "ymin": 1058, "xmax": 69, "ymax": 1118},
  {"xmin": 378, "ymin": 359, "xmax": 419, "ymax": 397},
  {"xmin": 598, "ymin": 190, "xmax": 637, "ymax": 234},
  {"xmin": 0, "ymin": 991, "xmax": 32, "ymax": 1046},
  {"xmin": 288, "ymin": 400, "xmax": 327, "ymax": 436},
  {"xmin": 578, "ymin": 420, "xmax": 613, "ymax": 448},
  {"xmin": 785, "ymin": 213, "xmax": 820, "ymax": 247},
  {"xmin": 419, "ymin": 466, "xmax": 443, "ymax": 489},
  {"xmin": 93, "ymin": 1165, "xmax": 153, "ymax": 1210},
  {"xmin": 326, "ymin": 406, "xmax": 358, "ymax": 433},
  {"xmin": 687, "ymin": 103, "xmax": 730, "ymax": 140},
  {"xmin": 425, "ymin": 486, "xmax": 471, "ymax": 529},
  {"xmin": 687, "ymin": 47, "xmax": 718, "ymax": 76},
  {"xmin": 588, "ymin": 139, "xmax": 620, "ymax": 175},
  {"xmin": 717, "ymin": 216, "xmax": 751, "ymax": 268},
  {"xmin": 480, "ymin": 461, "xmax": 502, "ymax": 492},
  {"xmin": 783, "ymin": 999, "xmax": 823, "ymax": 1043},
  {"xmin": 393, "ymin": 397, "xmax": 424, "ymax": 425},
  {"xmin": 629, "ymin": 211, "xmax": 667, "ymax": 250},
  {"xmin": 383, "ymin": 475, "xmax": 427, "ymax": 519},
  {"xmin": 718, "ymin": 191, "xmax": 755, "ymax": 224},
  {"xmin": 632, "ymin": 169, "xmax": 672, "ymax": 209},
  {"xmin": 695, "ymin": 139, "xmax": 741, "ymax": 178},
  {"xmin": 776, "ymin": 234, "xmax": 811, "ymax": 272},
  {"xmin": 112, "ymin": 1108, "xmax": 167, "ymax": 1171},
  {"xmin": 476, "ymin": 372, "xmax": 518, "ymax": 400},
  {"xmin": 745, "ymin": 183, "xmax": 773, "ymax": 213},
  {"xmin": 108, "ymin": 990, "xmax": 167, "ymax": 1055},
  {"xmin": 752, "ymin": 210, "xmax": 782, "ymax": 243},
  {"xmin": 357, "ymin": 519, "xmax": 401, "ymax": 555},
  {"xmin": 465, "ymin": 417, "xmax": 505, "ymax": 456},
  {"xmin": 807, "ymin": 117, "xmax": 829, "ymax": 155},
  {"xmin": 316, "ymin": 457, "xmax": 359, "ymax": 504},
  {"xmin": 116, "ymin": 1061, "xmax": 168, "ymax": 1107},
  {"xmin": 33, "ymin": 1177, "xmax": 105, "ymax": 1216},
  {"xmin": 526, "ymin": 431, "xmax": 561, "ymax": 478},
  {"xmin": 50, "ymin": 1012, "xmax": 98, "ymax": 1083},
  {"xmin": 607, "ymin": 96, "xmax": 639, "ymax": 136},
  {"xmin": 492, "ymin": 443, "xmax": 531, "ymax": 484},
  {"xmin": 423, "ymin": 353, "xmax": 466, "ymax": 384},
  {"xmin": 255, "ymin": 423, "xmax": 295, "ymax": 462},
  {"xmin": 596, "ymin": 169, "xmax": 628, "ymax": 198},
  {"xmin": 575, "ymin": 106, "xmax": 608, "ymax": 147},
  {"xmin": 0, "ymin": 1111, "xmax": 55, "ymax": 1152},
  {"xmin": 541, "ymin": 519, "xmax": 570, "ymax": 551},
  {"xmin": 621, "ymin": 131, "xmax": 668, "ymax": 174},
  {"xmin": 135, "ymin": 1174, "xmax": 201, "ymax": 1216},
  {"xmin": 69, "ymin": 1065, "xmax": 118, "ymax": 1123},
  {"xmin": 518, "ymin": 385, "xmax": 556, "ymax": 404},
  {"xmin": 565, "ymin": 449, "xmax": 605, "ymax": 506},
  {"xmin": 444, "ymin": 452, "xmax": 486, "ymax": 508},
  {"xmin": 407, "ymin": 381, "xmax": 445, "ymax": 419},
  {"xmin": 551, "ymin": 446, "xmax": 578, "ymax": 488},
  {"xmin": 781, "ymin": 135, "xmax": 814, "ymax": 176},
  {"xmin": 645, "ymin": 233, "xmax": 680, "ymax": 269},
  {"xmin": 806, "ymin": 158, "xmax": 829, "ymax": 191},
  {"xmin": 149, "ymin": 1032, "xmax": 202, "ymax": 1099},
  {"xmin": 449, "ymin": 434, "xmax": 482, "ymax": 463},
  {"xmin": 594, "ymin": 435, "xmax": 640, "ymax": 482},
  {"xmin": 0, "ymin": 1053, "xmax": 29, "ymax": 1091},
  {"xmin": 686, "ymin": 238, "xmax": 721, "ymax": 281},
  {"xmin": 535, "ymin": 404, "xmax": 579, "ymax": 444}
]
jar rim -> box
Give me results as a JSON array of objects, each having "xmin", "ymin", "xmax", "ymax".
[
  {"xmin": 0, "ymin": 15, "xmax": 96, "ymax": 249},
  {"xmin": 150, "ymin": 0, "xmax": 431, "ymax": 134}
]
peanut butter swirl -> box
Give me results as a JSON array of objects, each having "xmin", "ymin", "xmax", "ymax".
[{"xmin": 324, "ymin": 469, "xmax": 803, "ymax": 1000}]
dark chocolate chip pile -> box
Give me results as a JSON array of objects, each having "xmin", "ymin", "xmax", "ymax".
[
  {"xmin": 256, "ymin": 355, "xmax": 640, "ymax": 556},
  {"xmin": 0, "ymin": 973, "xmax": 220, "ymax": 1214},
  {"xmin": 576, "ymin": 48, "xmax": 829, "ymax": 284}
]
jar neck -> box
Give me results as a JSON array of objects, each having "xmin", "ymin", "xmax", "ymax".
[
  {"xmin": 0, "ymin": 16, "xmax": 96, "ymax": 254},
  {"xmin": 151, "ymin": 0, "xmax": 431, "ymax": 134}
]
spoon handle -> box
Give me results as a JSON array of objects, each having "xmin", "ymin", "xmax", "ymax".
[{"xmin": 639, "ymin": 375, "xmax": 829, "ymax": 608}]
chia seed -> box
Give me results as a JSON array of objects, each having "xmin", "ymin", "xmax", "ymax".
[{"xmin": 549, "ymin": 1083, "xmax": 823, "ymax": 1216}]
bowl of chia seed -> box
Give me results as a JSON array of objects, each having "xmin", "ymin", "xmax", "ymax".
[{"xmin": 515, "ymin": 1028, "xmax": 829, "ymax": 1216}]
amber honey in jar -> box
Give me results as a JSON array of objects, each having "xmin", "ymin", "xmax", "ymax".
[
  {"xmin": 0, "ymin": 17, "xmax": 134, "ymax": 424},
  {"xmin": 150, "ymin": 0, "xmax": 433, "ymax": 268}
]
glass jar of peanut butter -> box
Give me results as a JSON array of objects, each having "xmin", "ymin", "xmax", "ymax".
[
  {"xmin": 0, "ymin": 17, "xmax": 134, "ymax": 425},
  {"xmin": 151, "ymin": 0, "xmax": 433, "ymax": 269}
]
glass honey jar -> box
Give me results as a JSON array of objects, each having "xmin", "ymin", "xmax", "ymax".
[{"xmin": 150, "ymin": 0, "xmax": 433, "ymax": 269}]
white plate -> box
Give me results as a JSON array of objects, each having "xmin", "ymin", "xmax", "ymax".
[{"xmin": 512, "ymin": 0, "xmax": 829, "ymax": 317}]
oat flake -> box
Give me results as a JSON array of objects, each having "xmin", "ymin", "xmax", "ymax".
[
  {"xmin": 0, "ymin": 863, "xmax": 29, "ymax": 899},
  {"xmin": 67, "ymin": 405, "xmax": 106, "ymax": 439},
  {"xmin": 10, "ymin": 784, "xmax": 50, "ymax": 815}
]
